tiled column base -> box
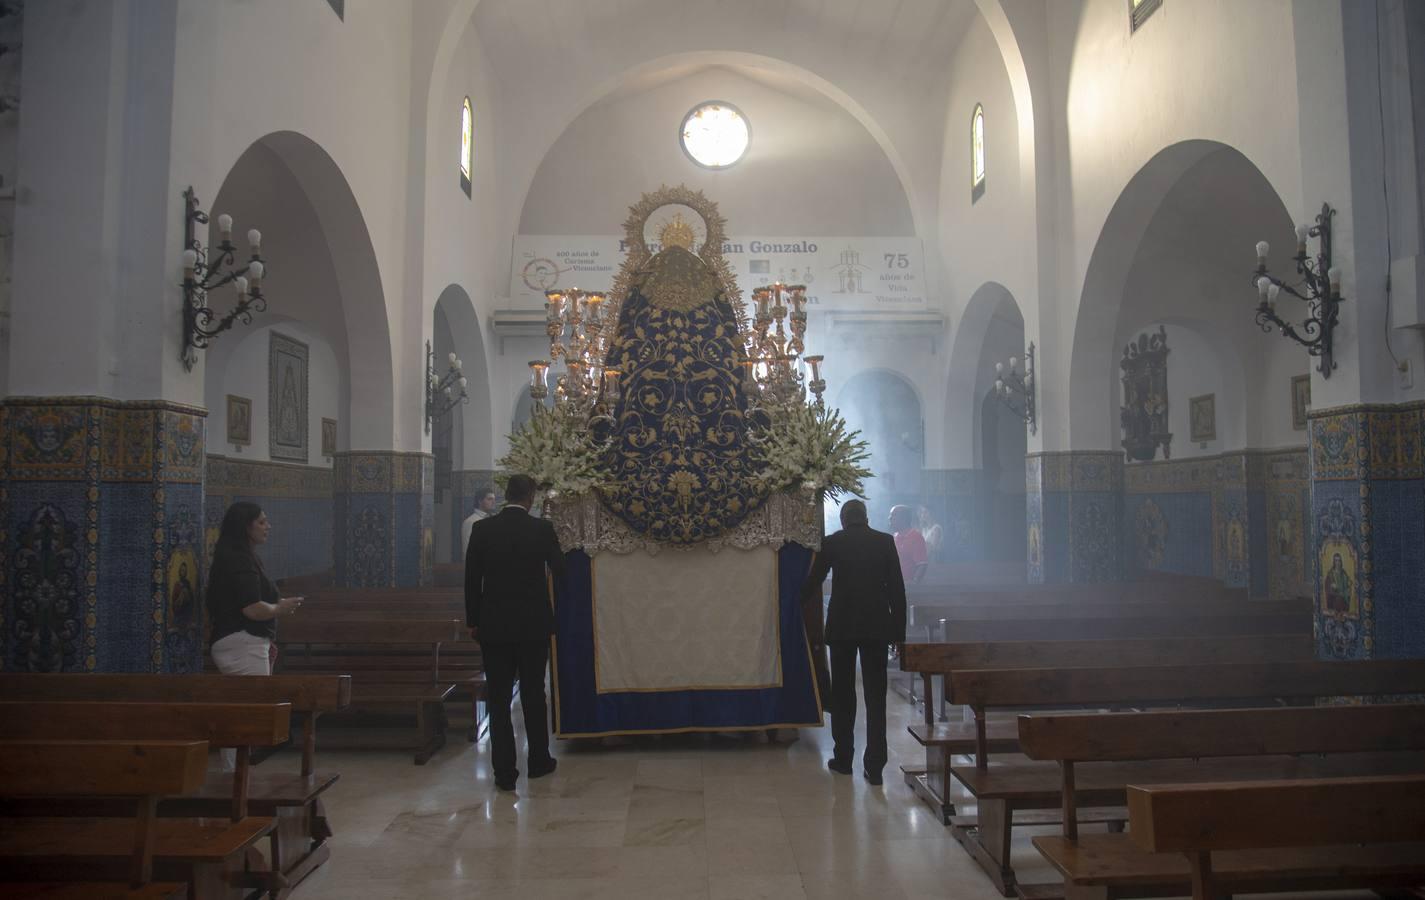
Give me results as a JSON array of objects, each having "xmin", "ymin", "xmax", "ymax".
[
  {"xmin": 450, "ymin": 469, "xmax": 499, "ymax": 564},
  {"xmin": 1026, "ymin": 451, "xmax": 1123, "ymax": 584},
  {"xmin": 1121, "ymin": 451, "xmax": 1311, "ymax": 599},
  {"xmin": 1309, "ymin": 403, "xmax": 1425, "ymax": 660},
  {"xmin": 1, "ymin": 397, "xmax": 207, "ymax": 673},
  {"xmin": 919, "ymin": 469, "xmax": 985, "ymax": 562},
  {"xmin": 333, "ymin": 452, "xmax": 435, "ymax": 587},
  {"xmin": 206, "ymin": 455, "xmax": 334, "ymax": 581}
]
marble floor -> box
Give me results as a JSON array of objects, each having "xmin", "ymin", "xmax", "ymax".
[
  {"xmin": 285, "ymin": 676, "xmax": 1060, "ymax": 899},
  {"xmin": 282, "ymin": 686, "xmax": 1380, "ymax": 900}
]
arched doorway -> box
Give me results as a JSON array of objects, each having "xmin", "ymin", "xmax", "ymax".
[{"xmin": 837, "ymin": 370, "xmax": 923, "ymax": 530}]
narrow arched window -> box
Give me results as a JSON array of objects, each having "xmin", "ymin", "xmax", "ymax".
[
  {"xmin": 460, "ymin": 97, "xmax": 473, "ymax": 198},
  {"xmin": 971, "ymin": 104, "xmax": 986, "ymax": 203}
]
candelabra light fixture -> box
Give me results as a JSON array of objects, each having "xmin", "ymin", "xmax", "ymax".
[
  {"xmin": 740, "ymin": 283, "xmax": 826, "ymax": 406},
  {"xmin": 992, "ymin": 342, "xmax": 1036, "ymax": 434},
  {"xmin": 180, "ymin": 186, "xmax": 268, "ymax": 370},
  {"xmin": 425, "ymin": 340, "xmax": 469, "ymax": 433},
  {"xmin": 1252, "ymin": 202, "xmax": 1343, "ymax": 378},
  {"xmin": 530, "ymin": 288, "xmax": 621, "ymax": 419}
]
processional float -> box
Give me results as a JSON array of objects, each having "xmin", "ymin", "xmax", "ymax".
[{"xmin": 503, "ymin": 186, "xmax": 868, "ymax": 737}]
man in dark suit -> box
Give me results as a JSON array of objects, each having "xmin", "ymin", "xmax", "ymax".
[
  {"xmin": 465, "ymin": 473, "xmax": 568, "ymax": 791},
  {"xmin": 800, "ymin": 499, "xmax": 907, "ymax": 785}
]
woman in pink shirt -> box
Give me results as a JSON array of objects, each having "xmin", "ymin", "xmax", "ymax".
[{"xmin": 889, "ymin": 505, "xmax": 928, "ymax": 584}]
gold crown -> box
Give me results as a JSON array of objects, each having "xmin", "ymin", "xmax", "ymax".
[{"xmin": 658, "ymin": 213, "xmax": 696, "ymax": 250}]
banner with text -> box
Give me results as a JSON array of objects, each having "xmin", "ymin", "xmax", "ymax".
[{"xmin": 510, "ymin": 235, "xmax": 926, "ymax": 311}]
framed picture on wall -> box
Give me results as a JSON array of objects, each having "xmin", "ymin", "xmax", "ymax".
[
  {"xmin": 321, "ymin": 418, "xmax": 337, "ymax": 457},
  {"xmin": 1189, "ymin": 393, "xmax": 1216, "ymax": 442},
  {"xmin": 226, "ymin": 395, "xmax": 252, "ymax": 446},
  {"xmin": 1291, "ymin": 374, "xmax": 1311, "ymax": 430},
  {"xmin": 269, "ymin": 331, "xmax": 309, "ymax": 462}
]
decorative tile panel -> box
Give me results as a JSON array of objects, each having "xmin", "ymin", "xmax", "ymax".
[
  {"xmin": 333, "ymin": 451, "xmax": 434, "ymax": 587},
  {"xmin": 2, "ymin": 397, "xmax": 206, "ymax": 673}
]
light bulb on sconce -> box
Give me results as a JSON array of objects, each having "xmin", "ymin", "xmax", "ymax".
[
  {"xmin": 1249, "ymin": 202, "xmax": 1343, "ymax": 377},
  {"xmin": 991, "ymin": 343, "xmax": 1037, "ymax": 434},
  {"xmin": 425, "ymin": 339, "xmax": 470, "ymax": 433},
  {"xmin": 178, "ymin": 187, "xmax": 271, "ymax": 371}
]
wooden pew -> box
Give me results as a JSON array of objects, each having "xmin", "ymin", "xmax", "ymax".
[
  {"xmin": 1022, "ymin": 705, "xmax": 1425, "ymax": 900},
  {"xmin": 945, "ymin": 661, "xmax": 1425, "ymax": 895},
  {"xmin": 275, "ymin": 617, "xmax": 464, "ymax": 763},
  {"xmin": 0, "ymin": 674, "xmax": 349, "ymax": 892},
  {"xmin": 0, "ymin": 739, "xmax": 273, "ymax": 899},
  {"xmin": 897, "ymin": 634, "xmax": 1314, "ymax": 824},
  {"xmin": 1125, "ymin": 775, "xmax": 1425, "ymax": 900}
]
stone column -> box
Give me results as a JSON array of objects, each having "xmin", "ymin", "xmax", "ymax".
[
  {"xmin": 1026, "ymin": 451, "xmax": 1123, "ymax": 584},
  {"xmin": 332, "ymin": 452, "xmax": 435, "ymax": 588},
  {"xmin": 1, "ymin": 397, "xmax": 207, "ymax": 673},
  {"xmin": 1309, "ymin": 403, "xmax": 1425, "ymax": 660}
]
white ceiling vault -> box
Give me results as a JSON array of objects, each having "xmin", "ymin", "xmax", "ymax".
[{"xmin": 465, "ymin": 0, "xmax": 985, "ymax": 248}]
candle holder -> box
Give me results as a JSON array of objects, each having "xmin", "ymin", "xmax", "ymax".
[
  {"xmin": 1251, "ymin": 202, "xmax": 1343, "ymax": 378},
  {"xmin": 425, "ymin": 340, "xmax": 469, "ymax": 433},
  {"xmin": 529, "ymin": 360, "xmax": 550, "ymax": 402},
  {"xmin": 993, "ymin": 342, "xmax": 1036, "ymax": 435},
  {"xmin": 180, "ymin": 186, "xmax": 269, "ymax": 370}
]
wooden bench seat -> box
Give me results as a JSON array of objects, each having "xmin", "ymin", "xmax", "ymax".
[
  {"xmin": 0, "ymin": 676, "xmax": 349, "ymax": 894},
  {"xmin": 0, "ymin": 738, "xmax": 274, "ymax": 898},
  {"xmin": 0, "ymin": 883, "xmax": 187, "ymax": 899},
  {"xmin": 1031, "ymin": 833, "xmax": 1425, "ymax": 895},
  {"xmin": 1019, "ymin": 704, "xmax": 1425, "ymax": 900},
  {"xmin": 896, "ymin": 636, "xmax": 1314, "ymax": 824},
  {"xmin": 941, "ymin": 664, "xmax": 1425, "ymax": 895},
  {"xmin": 276, "ymin": 618, "xmax": 467, "ymax": 763}
]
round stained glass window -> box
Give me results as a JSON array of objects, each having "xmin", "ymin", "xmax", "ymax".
[{"xmin": 679, "ymin": 102, "xmax": 750, "ymax": 169}]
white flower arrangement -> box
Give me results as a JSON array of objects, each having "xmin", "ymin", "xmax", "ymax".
[
  {"xmin": 497, "ymin": 402, "xmax": 613, "ymax": 496},
  {"xmin": 750, "ymin": 400, "xmax": 872, "ymax": 501}
]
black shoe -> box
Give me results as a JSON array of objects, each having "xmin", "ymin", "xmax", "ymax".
[
  {"xmin": 528, "ymin": 758, "xmax": 558, "ymax": 779},
  {"xmin": 495, "ymin": 778, "xmax": 518, "ymax": 792},
  {"xmin": 863, "ymin": 769, "xmax": 883, "ymax": 786},
  {"xmin": 827, "ymin": 758, "xmax": 853, "ymax": 775}
]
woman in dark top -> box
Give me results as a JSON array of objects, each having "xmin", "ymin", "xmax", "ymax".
[{"xmin": 207, "ymin": 502, "xmax": 302, "ymax": 675}]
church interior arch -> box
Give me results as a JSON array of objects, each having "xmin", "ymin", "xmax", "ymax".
[{"xmin": 1069, "ymin": 141, "xmax": 1300, "ymax": 452}]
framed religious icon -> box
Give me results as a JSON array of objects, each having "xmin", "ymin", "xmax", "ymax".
[
  {"xmin": 269, "ymin": 331, "xmax": 309, "ymax": 462},
  {"xmin": 225, "ymin": 394, "xmax": 252, "ymax": 446},
  {"xmin": 1291, "ymin": 374, "xmax": 1311, "ymax": 430},
  {"xmin": 321, "ymin": 417, "xmax": 338, "ymax": 457},
  {"xmin": 1189, "ymin": 393, "xmax": 1216, "ymax": 442}
]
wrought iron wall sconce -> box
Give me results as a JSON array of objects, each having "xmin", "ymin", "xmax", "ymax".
[
  {"xmin": 426, "ymin": 340, "xmax": 469, "ymax": 433},
  {"xmin": 1252, "ymin": 202, "xmax": 1343, "ymax": 378},
  {"xmin": 180, "ymin": 187, "xmax": 267, "ymax": 371},
  {"xmin": 993, "ymin": 342, "xmax": 1036, "ymax": 435}
]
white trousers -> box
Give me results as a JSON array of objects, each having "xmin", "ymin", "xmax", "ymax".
[{"xmin": 211, "ymin": 631, "xmax": 272, "ymax": 769}]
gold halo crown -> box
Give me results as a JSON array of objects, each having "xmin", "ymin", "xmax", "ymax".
[{"xmin": 658, "ymin": 213, "xmax": 696, "ymax": 251}]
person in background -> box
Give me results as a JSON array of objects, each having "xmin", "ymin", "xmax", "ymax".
[
  {"xmin": 917, "ymin": 505, "xmax": 944, "ymax": 563},
  {"xmin": 206, "ymin": 501, "xmax": 302, "ymax": 769},
  {"xmin": 465, "ymin": 474, "xmax": 567, "ymax": 792},
  {"xmin": 461, "ymin": 486, "xmax": 498, "ymax": 558},
  {"xmin": 800, "ymin": 499, "xmax": 907, "ymax": 786},
  {"xmin": 890, "ymin": 504, "xmax": 928, "ymax": 584}
]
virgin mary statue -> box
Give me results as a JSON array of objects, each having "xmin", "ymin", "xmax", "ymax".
[{"xmin": 594, "ymin": 195, "xmax": 765, "ymax": 545}]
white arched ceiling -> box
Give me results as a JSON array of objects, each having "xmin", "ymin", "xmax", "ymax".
[
  {"xmin": 519, "ymin": 63, "xmax": 914, "ymax": 237},
  {"xmin": 1072, "ymin": 142, "xmax": 1299, "ymax": 452},
  {"xmin": 430, "ymin": 0, "xmax": 984, "ymax": 302}
]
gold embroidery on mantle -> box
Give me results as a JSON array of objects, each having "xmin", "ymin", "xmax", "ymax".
[{"xmin": 634, "ymin": 245, "xmax": 723, "ymax": 312}]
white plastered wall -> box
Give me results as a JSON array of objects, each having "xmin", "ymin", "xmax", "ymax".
[{"xmin": 206, "ymin": 323, "xmax": 340, "ymax": 466}]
